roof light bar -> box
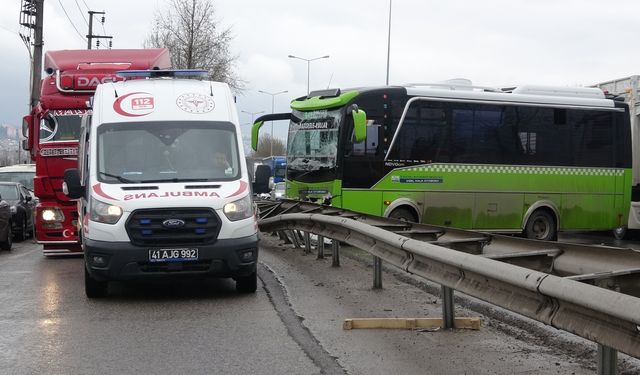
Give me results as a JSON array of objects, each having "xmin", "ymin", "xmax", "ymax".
[{"xmin": 115, "ymin": 69, "xmax": 209, "ymax": 79}]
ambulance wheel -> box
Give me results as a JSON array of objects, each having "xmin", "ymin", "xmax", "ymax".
[
  {"xmin": 236, "ymin": 271, "xmax": 257, "ymax": 294},
  {"xmin": 85, "ymin": 266, "xmax": 108, "ymax": 298}
]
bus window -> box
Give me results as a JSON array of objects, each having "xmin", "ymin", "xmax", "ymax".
[{"xmin": 388, "ymin": 102, "xmax": 448, "ymax": 162}]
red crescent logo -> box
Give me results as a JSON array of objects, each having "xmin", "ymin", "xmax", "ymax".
[
  {"xmin": 92, "ymin": 183, "xmax": 119, "ymax": 201},
  {"xmin": 226, "ymin": 180, "xmax": 248, "ymax": 198},
  {"xmin": 113, "ymin": 92, "xmax": 153, "ymax": 117}
]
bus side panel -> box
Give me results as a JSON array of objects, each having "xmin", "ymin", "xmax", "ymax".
[
  {"xmin": 524, "ymin": 193, "xmax": 562, "ymax": 226},
  {"xmin": 474, "ymin": 193, "xmax": 523, "ymax": 230},
  {"xmin": 342, "ymin": 190, "xmax": 383, "ymax": 216},
  {"xmin": 561, "ymin": 194, "xmax": 615, "ymax": 230},
  {"xmin": 423, "ymin": 192, "xmax": 473, "ymax": 228}
]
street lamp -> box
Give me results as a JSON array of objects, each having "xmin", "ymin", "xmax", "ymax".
[
  {"xmin": 241, "ymin": 110, "xmax": 265, "ymax": 125},
  {"xmin": 258, "ymin": 90, "xmax": 288, "ymax": 156},
  {"xmin": 288, "ymin": 54, "xmax": 330, "ymax": 95}
]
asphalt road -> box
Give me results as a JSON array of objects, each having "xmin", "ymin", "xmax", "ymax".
[{"xmin": 1, "ymin": 232, "xmax": 639, "ymax": 374}]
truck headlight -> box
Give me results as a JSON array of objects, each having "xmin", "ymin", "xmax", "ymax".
[
  {"xmin": 10, "ymin": 206, "xmax": 17, "ymax": 214},
  {"xmin": 223, "ymin": 195, "xmax": 253, "ymax": 221},
  {"xmin": 90, "ymin": 196, "xmax": 123, "ymax": 224},
  {"xmin": 42, "ymin": 207, "xmax": 64, "ymax": 222}
]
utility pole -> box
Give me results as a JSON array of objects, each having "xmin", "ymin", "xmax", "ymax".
[
  {"xmin": 86, "ymin": 11, "xmax": 112, "ymax": 50},
  {"xmin": 20, "ymin": 0, "xmax": 44, "ymax": 108}
]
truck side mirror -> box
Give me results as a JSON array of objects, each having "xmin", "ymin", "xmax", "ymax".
[
  {"xmin": 63, "ymin": 169, "xmax": 85, "ymax": 199},
  {"xmin": 351, "ymin": 105, "xmax": 367, "ymax": 142},
  {"xmin": 253, "ymin": 164, "xmax": 272, "ymax": 194},
  {"xmin": 22, "ymin": 115, "xmax": 33, "ymax": 150}
]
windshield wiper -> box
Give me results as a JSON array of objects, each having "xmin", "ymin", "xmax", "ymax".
[
  {"xmin": 99, "ymin": 171, "xmax": 140, "ymax": 184},
  {"xmin": 138, "ymin": 178, "xmax": 212, "ymax": 183}
]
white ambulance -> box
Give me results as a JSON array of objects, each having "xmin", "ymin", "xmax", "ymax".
[{"xmin": 64, "ymin": 70, "xmax": 259, "ymax": 298}]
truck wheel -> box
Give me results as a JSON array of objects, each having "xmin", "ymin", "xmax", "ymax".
[
  {"xmin": 85, "ymin": 266, "xmax": 108, "ymax": 298},
  {"xmin": 235, "ymin": 272, "xmax": 257, "ymax": 293},
  {"xmin": 613, "ymin": 226, "xmax": 628, "ymax": 240},
  {"xmin": 389, "ymin": 207, "xmax": 417, "ymax": 222},
  {"xmin": 0, "ymin": 222, "xmax": 12, "ymax": 251},
  {"xmin": 524, "ymin": 209, "xmax": 557, "ymax": 241}
]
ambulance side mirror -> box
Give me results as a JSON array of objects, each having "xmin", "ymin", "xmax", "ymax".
[{"xmin": 63, "ymin": 169, "xmax": 84, "ymax": 199}]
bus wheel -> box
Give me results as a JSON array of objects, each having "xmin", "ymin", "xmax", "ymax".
[
  {"xmin": 524, "ymin": 209, "xmax": 557, "ymax": 241},
  {"xmin": 389, "ymin": 207, "xmax": 417, "ymax": 222},
  {"xmin": 613, "ymin": 226, "xmax": 627, "ymax": 240}
]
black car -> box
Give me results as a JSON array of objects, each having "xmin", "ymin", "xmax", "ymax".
[{"xmin": 0, "ymin": 182, "xmax": 35, "ymax": 242}]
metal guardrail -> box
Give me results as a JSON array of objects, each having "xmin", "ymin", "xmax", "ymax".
[{"xmin": 257, "ymin": 199, "xmax": 640, "ymax": 373}]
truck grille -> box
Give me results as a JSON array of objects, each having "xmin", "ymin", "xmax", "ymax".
[{"xmin": 126, "ymin": 208, "xmax": 221, "ymax": 246}]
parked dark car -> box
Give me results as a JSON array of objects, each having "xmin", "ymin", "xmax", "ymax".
[
  {"xmin": 0, "ymin": 182, "xmax": 35, "ymax": 242},
  {"xmin": 0, "ymin": 187, "xmax": 12, "ymax": 250}
]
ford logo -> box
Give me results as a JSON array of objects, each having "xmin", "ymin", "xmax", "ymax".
[{"xmin": 162, "ymin": 219, "xmax": 185, "ymax": 229}]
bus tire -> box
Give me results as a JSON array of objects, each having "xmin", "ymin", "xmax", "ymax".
[
  {"xmin": 389, "ymin": 207, "xmax": 417, "ymax": 222},
  {"xmin": 613, "ymin": 226, "xmax": 627, "ymax": 240},
  {"xmin": 85, "ymin": 266, "xmax": 108, "ymax": 298},
  {"xmin": 524, "ymin": 209, "xmax": 557, "ymax": 241}
]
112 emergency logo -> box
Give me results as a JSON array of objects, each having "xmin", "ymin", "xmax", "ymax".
[
  {"xmin": 113, "ymin": 92, "xmax": 155, "ymax": 117},
  {"xmin": 176, "ymin": 93, "xmax": 215, "ymax": 114}
]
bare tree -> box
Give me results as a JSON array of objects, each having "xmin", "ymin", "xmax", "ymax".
[
  {"xmin": 145, "ymin": 0, "xmax": 242, "ymax": 90},
  {"xmin": 251, "ymin": 133, "xmax": 286, "ymax": 157}
]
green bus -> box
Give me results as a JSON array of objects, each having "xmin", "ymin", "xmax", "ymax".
[{"xmin": 252, "ymin": 81, "xmax": 632, "ymax": 241}]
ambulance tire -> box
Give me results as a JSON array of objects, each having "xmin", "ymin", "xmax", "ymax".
[
  {"xmin": 85, "ymin": 266, "xmax": 108, "ymax": 298},
  {"xmin": 235, "ymin": 271, "xmax": 257, "ymax": 293}
]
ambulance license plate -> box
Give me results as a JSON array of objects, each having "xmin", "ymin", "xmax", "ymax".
[{"xmin": 149, "ymin": 248, "xmax": 198, "ymax": 262}]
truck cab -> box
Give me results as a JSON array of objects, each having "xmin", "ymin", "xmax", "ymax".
[{"xmin": 64, "ymin": 70, "xmax": 258, "ymax": 297}]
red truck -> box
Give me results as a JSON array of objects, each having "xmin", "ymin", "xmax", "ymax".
[{"xmin": 22, "ymin": 49, "xmax": 171, "ymax": 255}]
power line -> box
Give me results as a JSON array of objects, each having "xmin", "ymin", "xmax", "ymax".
[
  {"xmin": 56, "ymin": 0, "xmax": 87, "ymax": 42},
  {"xmin": 81, "ymin": 0, "xmax": 90, "ymax": 11},
  {"xmin": 74, "ymin": 0, "xmax": 89, "ymax": 26}
]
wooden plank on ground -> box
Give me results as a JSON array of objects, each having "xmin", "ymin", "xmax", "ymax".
[{"xmin": 343, "ymin": 317, "xmax": 481, "ymax": 330}]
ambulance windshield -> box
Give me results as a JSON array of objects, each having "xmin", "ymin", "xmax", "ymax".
[{"xmin": 96, "ymin": 121, "xmax": 240, "ymax": 183}]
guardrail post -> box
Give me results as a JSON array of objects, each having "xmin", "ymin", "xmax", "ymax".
[
  {"xmin": 290, "ymin": 230, "xmax": 301, "ymax": 248},
  {"xmin": 597, "ymin": 344, "xmax": 617, "ymax": 375},
  {"xmin": 441, "ymin": 285, "xmax": 455, "ymax": 329},
  {"xmin": 304, "ymin": 232, "xmax": 311, "ymax": 254},
  {"xmin": 373, "ymin": 256, "xmax": 383, "ymax": 289},
  {"xmin": 317, "ymin": 235, "xmax": 325, "ymax": 259},
  {"xmin": 332, "ymin": 240, "xmax": 340, "ymax": 267}
]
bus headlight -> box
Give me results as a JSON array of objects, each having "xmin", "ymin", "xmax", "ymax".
[
  {"xmin": 41, "ymin": 207, "xmax": 64, "ymax": 222},
  {"xmin": 223, "ymin": 195, "xmax": 253, "ymax": 221},
  {"xmin": 90, "ymin": 197, "xmax": 123, "ymax": 224}
]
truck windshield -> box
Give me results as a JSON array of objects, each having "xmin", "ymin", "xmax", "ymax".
[
  {"xmin": 40, "ymin": 114, "xmax": 83, "ymax": 143},
  {"xmin": 97, "ymin": 121, "xmax": 240, "ymax": 183},
  {"xmin": 287, "ymin": 108, "xmax": 342, "ymax": 180}
]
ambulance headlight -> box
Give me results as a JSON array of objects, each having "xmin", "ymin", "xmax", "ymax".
[
  {"xmin": 223, "ymin": 195, "xmax": 253, "ymax": 221},
  {"xmin": 90, "ymin": 197, "xmax": 123, "ymax": 224}
]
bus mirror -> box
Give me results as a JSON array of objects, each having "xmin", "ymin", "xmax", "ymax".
[
  {"xmin": 21, "ymin": 139, "xmax": 29, "ymax": 151},
  {"xmin": 251, "ymin": 121, "xmax": 264, "ymax": 151},
  {"xmin": 352, "ymin": 108, "xmax": 367, "ymax": 142}
]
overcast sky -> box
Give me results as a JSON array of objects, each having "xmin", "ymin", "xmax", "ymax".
[{"xmin": 2, "ymin": 0, "xmax": 640, "ymax": 141}]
